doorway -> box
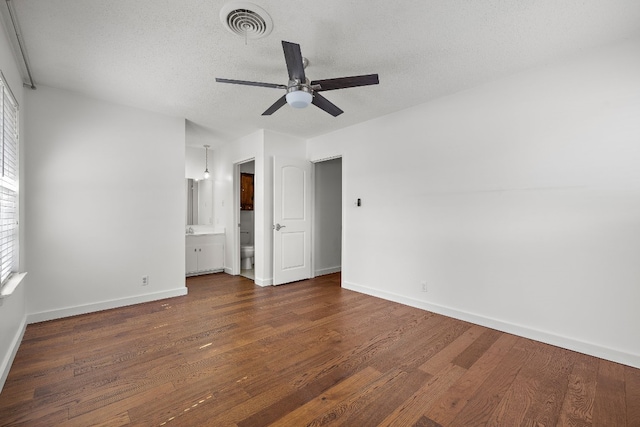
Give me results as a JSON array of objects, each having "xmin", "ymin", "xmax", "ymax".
[
  {"xmin": 313, "ymin": 157, "xmax": 342, "ymax": 277},
  {"xmin": 239, "ymin": 160, "xmax": 255, "ymax": 279}
]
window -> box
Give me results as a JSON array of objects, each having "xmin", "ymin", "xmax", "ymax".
[{"xmin": 0, "ymin": 71, "xmax": 18, "ymax": 287}]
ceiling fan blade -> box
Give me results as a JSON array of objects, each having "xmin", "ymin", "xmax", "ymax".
[
  {"xmin": 282, "ymin": 41, "xmax": 306, "ymax": 82},
  {"xmin": 312, "ymin": 93, "xmax": 343, "ymax": 117},
  {"xmin": 311, "ymin": 74, "xmax": 379, "ymax": 91},
  {"xmin": 262, "ymin": 95, "xmax": 288, "ymax": 115},
  {"xmin": 216, "ymin": 78, "xmax": 287, "ymax": 89}
]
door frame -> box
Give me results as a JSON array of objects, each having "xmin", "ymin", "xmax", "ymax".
[
  {"xmin": 310, "ymin": 155, "xmax": 343, "ymax": 280},
  {"xmin": 232, "ymin": 155, "xmax": 343, "ymax": 284},
  {"xmin": 233, "ymin": 158, "xmax": 255, "ymax": 277}
]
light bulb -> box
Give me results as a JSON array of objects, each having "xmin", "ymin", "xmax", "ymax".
[{"xmin": 203, "ymin": 169, "xmax": 210, "ymax": 179}]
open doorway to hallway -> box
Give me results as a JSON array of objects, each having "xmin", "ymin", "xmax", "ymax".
[{"xmin": 313, "ymin": 157, "xmax": 342, "ymax": 277}]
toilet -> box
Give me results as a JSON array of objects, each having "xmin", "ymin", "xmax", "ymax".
[{"xmin": 240, "ymin": 231, "xmax": 254, "ymax": 270}]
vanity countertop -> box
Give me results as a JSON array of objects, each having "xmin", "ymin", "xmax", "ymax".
[{"xmin": 186, "ymin": 231, "xmax": 225, "ymax": 236}]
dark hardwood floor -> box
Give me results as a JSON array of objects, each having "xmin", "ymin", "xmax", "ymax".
[{"xmin": 1, "ymin": 273, "xmax": 638, "ymax": 426}]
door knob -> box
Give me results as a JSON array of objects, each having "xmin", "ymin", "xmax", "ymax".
[{"xmin": 274, "ymin": 223, "xmax": 286, "ymax": 231}]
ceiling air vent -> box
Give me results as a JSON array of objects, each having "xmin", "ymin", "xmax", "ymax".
[{"xmin": 220, "ymin": 2, "xmax": 273, "ymax": 40}]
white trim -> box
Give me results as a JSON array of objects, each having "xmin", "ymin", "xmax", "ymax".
[
  {"xmin": 311, "ymin": 154, "xmax": 342, "ymax": 163},
  {"xmin": 232, "ymin": 162, "xmax": 241, "ymax": 276},
  {"xmin": 309, "ymin": 161, "xmax": 316, "ymax": 279},
  {"xmin": 254, "ymin": 276, "xmax": 272, "ymax": 287},
  {"xmin": 342, "ymin": 280, "xmax": 640, "ymax": 369},
  {"xmin": 0, "ymin": 271, "xmax": 26, "ymax": 298},
  {"xmin": 186, "ymin": 268, "xmax": 224, "ymax": 277},
  {"xmin": 315, "ymin": 266, "xmax": 341, "ymax": 277},
  {"xmin": 310, "ymin": 155, "xmax": 344, "ymax": 282},
  {"xmin": 233, "ymin": 157, "xmax": 256, "ymax": 278},
  {"xmin": 27, "ymin": 287, "xmax": 188, "ymax": 324},
  {"xmin": 0, "ymin": 314, "xmax": 26, "ymax": 392}
]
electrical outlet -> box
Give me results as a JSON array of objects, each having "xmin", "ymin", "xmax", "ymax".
[
  {"xmin": 142, "ymin": 276, "xmax": 149, "ymax": 286},
  {"xmin": 421, "ymin": 281, "xmax": 428, "ymax": 292}
]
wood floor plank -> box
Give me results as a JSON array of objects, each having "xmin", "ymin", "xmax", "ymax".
[
  {"xmin": 447, "ymin": 338, "xmax": 534, "ymax": 426},
  {"xmin": 331, "ymin": 368, "xmax": 431, "ymax": 427},
  {"xmin": 198, "ymin": 380, "xmax": 297, "ymax": 426},
  {"xmin": 66, "ymin": 380, "xmax": 175, "ymax": 420},
  {"xmin": 625, "ymin": 365, "xmax": 640, "ymax": 426},
  {"xmin": 378, "ymin": 363, "xmax": 467, "ymax": 426},
  {"xmin": 592, "ymin": 359, "xmax": 627, "ymax": 426},
  {"xmin": 60, "ymin": 409, "xmax": 131, "ymax": 427},
  {"xmin": 236, "ymin": 359, "xmax": 358, "ymax": 427},
  {"xmin": 0, "ymin": 407, "xmax": 69, "ymax": 427},
  {"xmin": 450, "ymin": 328, "xmax": 502, "ymax": 370},
  {"xmin": 426, "ymin": 333, "xmax": 520, "ymax": 425},
  {"xmin": 129, "ymin": 382, "xmax": 249, "ymax": 426},
  {"xmin": 413, "ymin": 416, "xmax": 444, "ymax": 427},
  {"xmin": 289, "ymin": 367, "xmax": 412, "ymax": 426},
  {"xmin": 243, "ymin": 347, "xmax": 341, "ymax": 398},
  {"xmin": 1, "ymin": 272, "xmax": 638, "ymax": 426},
  {"xmin": 521, "ymin": 345, "xmax": 575, "ymax": 426},
  {"xmin": 419, "ymin": 324, "xmax": 486, "ymax": 375},
  {"xmin": 486, "ymin": 343, "xmax": 573, "ymax": 426},
  {"xmin": 265, "ymin": 366, "xmax": 383, "ymax": 426},
  {"xmin": 557, "ymin": 352, "xmax": 598, "ymax": 427},
  {"xmin": 371, "ymin": 316, "xmax": 470, "ymax": 374}
]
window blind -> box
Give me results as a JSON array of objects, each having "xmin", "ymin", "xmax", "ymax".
[{"xmin": 0, "ymin": 72, "xmax": 18, "ymax": 286}]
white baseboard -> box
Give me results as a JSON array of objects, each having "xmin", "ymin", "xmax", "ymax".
[
  {"xmin": 343, "ymin": 280, "xmax": 640, "ymax": 369},
  {"xmin": 315, "ymin": 266, "xmax": 341, "ymax": 277},
  {"xmin": 27, "ymin": 287, "xmax": 188, "ymax": 324},
  {"xmin": 254, "ymin": 277, "xmax": 273, "ymax": 287},
  {"xmin": 0, "ymin": 315, "xmax": 27, "ymax": 392},
  {"xmin": 186, "ymin": 268, "xmax": 224, "ymax": 277}
]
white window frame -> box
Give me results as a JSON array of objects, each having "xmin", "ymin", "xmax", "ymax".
[{"xmin": 0, "ymin": 70, "xmax": 23, "ymax": 299}]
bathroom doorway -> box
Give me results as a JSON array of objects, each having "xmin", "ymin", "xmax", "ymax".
[
  {"xmin": 239, "ymin": 160, "xmax": 255, "ymax": 280},
  {"xmin": 313, "ymin": 157, "xmax": 342, "ymax": 277}
]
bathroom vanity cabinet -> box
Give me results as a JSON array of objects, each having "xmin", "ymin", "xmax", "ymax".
[{"xmin": 186, "ymin": 233, "xmax": 224, "ymax": 276}]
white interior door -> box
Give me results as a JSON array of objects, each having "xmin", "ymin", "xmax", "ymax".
[{"xmin": 273, "ymin": 156, "xmax": 312, "ymax": 285}]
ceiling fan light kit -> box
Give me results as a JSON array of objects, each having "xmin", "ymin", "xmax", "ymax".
[
  {"xmin": 216, "ymin": 40, "xmax": 379, "ymax": 117},
  {"xmin": 286, "ymin": 87, "xmax": 312, "ymax": 108}
]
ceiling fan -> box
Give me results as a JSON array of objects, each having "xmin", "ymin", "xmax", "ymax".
[{"xmin": 216, "ymin": 40, "xmax": 379, "ymax": 117}]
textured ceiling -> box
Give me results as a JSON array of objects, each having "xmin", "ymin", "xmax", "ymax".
[{"xmin": 5, "ymin": 0, "xmax": 640, "ymax": 148}]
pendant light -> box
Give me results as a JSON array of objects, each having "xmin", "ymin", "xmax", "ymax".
[{"xmin": 203, "ymin": 144, "xmax": 210, "ymax": 179}]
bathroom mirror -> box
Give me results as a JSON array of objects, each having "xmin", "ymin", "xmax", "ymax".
[{"xmin": 186, "ymin": 178, "xmax": 213, "ymax": 225}]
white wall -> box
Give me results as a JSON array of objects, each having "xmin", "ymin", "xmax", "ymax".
[
  {"xmin": 0, "ymin": 14, "xmax": 27, "ymax": 391},
  {"xmin": 212, "ymin": 130, "xmax": 263, "ymax": 279},
  {"xmin": 307, "ymin": 38, "xmax": 640, "ymax": 368},
  {"xmin": 314, "ymin": 158, "xmax": 342, "ymax": 276},
  {"xmin": 212, "ymin": 129, "xmax": 306, "ymax": 285},
  {"xmin": 185, "ymin": 146, "xmax": 207, "ymax": 180},
  {"xmin": 24, "ymin": 85, "xmax": 187, "ymax": 321},
  {"xmin": 186, "ymin": 141, "xmax": 216, "ymax": 232},
  {"xmin": 240, "ymin": 162, "xmax": 255, "ymax": 174}
]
